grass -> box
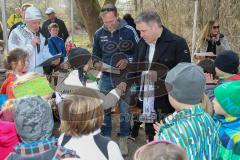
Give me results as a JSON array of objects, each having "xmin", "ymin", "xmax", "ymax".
[{"xmin": 72, "ymin": 34, "xmax": 92, "ymax": 51}]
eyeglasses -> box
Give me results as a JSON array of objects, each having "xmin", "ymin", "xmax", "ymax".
[
  {"xmin": 100, "ymin": 7, "xmax": 116, "ymax": 12},
  {"xmin": 212, "ymin": 26, "xmax": 220, "ymax": 29}
]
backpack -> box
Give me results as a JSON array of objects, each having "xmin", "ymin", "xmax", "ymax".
[
  {"xmin": 61, "ymin": 133, "xmax": 110, "ymax": 159},
  {"xmin": 8, "ymin": 22, "xmax": 23, "ymax": 37}
]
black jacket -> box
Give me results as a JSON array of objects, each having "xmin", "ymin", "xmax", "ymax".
[
  {"xmin": 133, "ymin": 26, "xmax": 191, "ymax": 115},
  {"xmin": 42, "ymin": 18, "xmax": 69, "ymax": 42}
]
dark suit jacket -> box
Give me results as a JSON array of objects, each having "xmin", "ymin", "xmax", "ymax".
[{"xmin": 133, "ymin": 26, "xmax": 191, "ymax": 115}]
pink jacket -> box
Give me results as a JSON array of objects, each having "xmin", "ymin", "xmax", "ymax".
[
  {"xmin": 0, "ymin": 108, "xmax": 14, "ymax": 122},
  {"xmin": 0, "ymin": 120, "xmax": 20, "ymax": 159}
]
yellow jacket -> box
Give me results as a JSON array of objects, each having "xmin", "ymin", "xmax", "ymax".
[{"xmin": 7, "ymin": 14, "xmax": 23, "ymax": 27}]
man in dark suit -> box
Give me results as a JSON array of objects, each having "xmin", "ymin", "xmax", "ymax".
[{"xmin": 132, "ymin": 10, "xmax": 191, "ymax": 141}]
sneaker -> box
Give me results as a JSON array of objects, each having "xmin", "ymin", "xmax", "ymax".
[{"xmin": 119, "ymin": 136, "xmax": 128, "ymax": 156}]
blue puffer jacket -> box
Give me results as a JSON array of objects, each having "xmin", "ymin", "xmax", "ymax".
[
  {"xmin": 48, "ymin": 36, "xmax": 66, "ymax": 58},
  {"xmin": 92, "ymin": 19, "xmax": 139, "ymax": 66}
]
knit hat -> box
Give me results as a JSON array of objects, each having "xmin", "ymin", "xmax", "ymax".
[
  {"xmin": 214, "ymin": 50, "xmax": 239, "ymax": 74},
  {"xmin": 165, "ymin": 63, "xmax": 206, "ymax": 105},
  {"xmin": 68, "ymin": 47, "xmax": 92, "ymax": 69},
  {"xmin": 13, "ymin": 96, "xmax": 54, "ymax": 142},
  {"xmin": 214, "ymin": 80, "xmax": 240, "ymax": 117},
  {"xmin": 25, "ymin": 6, "xmax": 42, "ymax": 21}
]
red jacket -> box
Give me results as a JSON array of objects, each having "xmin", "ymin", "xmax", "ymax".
[
  {"xmin": 0, "ymin": 73, "xmax": 16, "ymax": 99},
  {"xmin": 226, "ymin": 74, "xmax": 240, "ymax": 81}
]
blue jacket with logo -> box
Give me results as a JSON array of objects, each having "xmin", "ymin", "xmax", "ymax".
[{"xmin": 92, "ymin": 19, "xmax": 139, "ymax": 66}]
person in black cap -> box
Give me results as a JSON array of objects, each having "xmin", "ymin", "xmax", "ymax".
[
  {"xmin": 42, "ymin": 7, "xmax": 69, "ymax": 42},
  {"xmin": 68, "ymin": 47, "xmax": 92, "ymax": 85},
  {"xmin": 204, "ymin": 50, "xmax": 240, "ymax": 100},
  {"xmin": 215, "ymin": 50, "xmax": 240, "ymax": 83}
]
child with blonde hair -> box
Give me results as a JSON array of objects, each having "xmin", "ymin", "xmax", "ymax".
[{"xmin": 58, "ymin": 90, "xmax": 123, "ymax": 160}]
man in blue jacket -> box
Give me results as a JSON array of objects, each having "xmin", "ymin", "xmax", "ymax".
[{"xmin": 92, "ymin": 3, "xmax": 139, "ymax": 156}]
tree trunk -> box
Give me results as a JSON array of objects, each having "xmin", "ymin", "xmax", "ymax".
[
  {"xmin": 134, "ymin": 0, "xmax": 138, "ymax": 12},
  {"xmin": 19, "ymin": 0, "xmax": 22, "ymax": 6},
  {"xmin": 140, "ymin": 0, "xmax": 143, "ymax": 11},
  {"xmin": 213, "ymin": 0, "xmax": 221, "ymax": 20},
  {"xmin": 74, "ymin": 0, "xmax": 102, "ymax": 44},
  {"xmin": 45, "ymin": 0, "xmax": 48, "ymax": 9},
  {"xmin": 198, "ymin": 0, "xmax": 204, "ymax": 30},
  {"xmin": 74, "ymin": 0, "xmax": 117, "ymax": 44}
]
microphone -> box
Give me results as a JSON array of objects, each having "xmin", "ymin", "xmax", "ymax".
[{"xmin": 36, "ymin": 31, "xmax": 40, "ymax": 53}]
